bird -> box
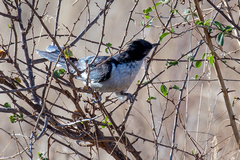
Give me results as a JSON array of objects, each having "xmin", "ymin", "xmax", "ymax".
[{"xmin": 36, "ymin": 39, "xmax": 158, "ymax": 103}]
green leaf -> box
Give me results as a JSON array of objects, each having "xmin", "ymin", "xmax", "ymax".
[
  {"xmin": 204, "ymin": 19, "xmax": 211, "ymax": 26},
  {"xmin": 197, "ymin": 21, "xmax": 204, "ymax": 25},
  {"xmin": 195, "ymin": 20, "xmax": 203, "ymax": 26},
  {"xmin": 209, "ymin": 55, "xmax": 214, "ymax": 66},
  {"xmin": 104, "ymin": 117, "xmax": 108, "ymax": 121},
  {"xmin": 102, "ymin": 117, "xmax": 108, "ymax": 124},
  {"xmin": 144, "ymin": 14, "xmax": 149, "ymax": 19},
  {"xmin": 107, "ymin": 43, "xmax": 112, "ymax": 48},
  {"xmin": 147, "ymin": 96, "xmax": 157, "ymax": 101},
  {"xmin": 213, "ymin": 21, "xmax": 223, "ymax": 31},
  {"xmin": 53, "ymin": 70, "xmax": 60, "ymax": 78},
  {"xmin": 136, "ymin": 80, "xmax": 140, "ymax": 84},
  {"xmin": 216, "ymin": 32, "xmax": 225, "ymax": 46},
  {"xmin": 193, "ymin": 13, "xmax": 198, "ymax": 17},
  {"xmin": 101, "ymin": 119, "xmax": 106, "ymax": 128},
  {"xmin": 191, "ymin": 150, "xmax": 194, "ymax": 155},
  {"xmin": 153, "ymin": 17, "xmax": 158, "ymax": 21},
  {"xmin": 172, "ymin": 85, "xmax": 179, "ymax": 90},
  {"xmin": 140, "ymin": 20, "xmax": 144, "ymax": 26},
  {"xmin": 225, "ymin": 26, "xmax": 232, "ymax": 33},
  {"xmin": 195, "ymin": 61, "xmax": 202, "ymax": 68},
  {"xmin": 9, "ymin": 113, "xmax": 23, "ymax": 123},
  {"xmin": 194, "ymin": 74, "xmax": 199, "ymax": 79},
  {"xmin": 7, "ymin": 24, "xmax": 11, "ymax": 28},
  {"xmin": 159, "ymin": 32, "xmax": 170, "ymax": 42},
  {"xmin": 105, "ymin": 48, "xmax": 109, "ymax": 53},
  {"xmin": 145, "ymin": 25, "xmax": 150, "ymax": 28},
  {"xmin": 101, "ymin": 117, "xmax": 111, "ymax": 128},
  {"xmin": 171, "ymin": 9, "xmax": 177, "ymax": 14},
  {"xmin": 202, "ymin": 53, "xmax": 206, "ymax": 59},
  {"xmin": 106, "ymin": 43, "xmax": 113, "ymax": 53},
  {"xmin": 152, "ymin": 1, "xmax": 162, "ymax": 10},
  {"xmin": 14, "ymin": 77, "xmax": 21, "ymax": 84},
  {"xmin": 4, "ymin": 102, "xmax": 11, "ymax": 108},
  {"xmin": 64, "ymin": 48, "xmax": 73, "ymax": 58},
  {"xmin": 9, "ymin": 114, "xmax": 17, "ymax": 123},
  {"xmin": 160, "ymin": 84, "xmax": 168, "ymax": 97},
  {"xmin": 143, "ymin": 7, "xmax": 152, "ymax": 14},
  {"xmin": 168, "ymin": 61, "xmax": 178, "ymax": 66},
  {"xmin": 159, "ymin": 28, "xmax": 174, "ymax": 42},
  {"xmin": 195, "ymin": 20, "xmax": 200, "ymax": 25},
  {"xmin": 38, "ymin": 152, "xmax": 43, "ymax": 158},
  {"xmin": 59, "ymin": 69, "xmax": 65, "ymax": 74}
]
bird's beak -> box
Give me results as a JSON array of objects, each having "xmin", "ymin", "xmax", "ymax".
[{"xmin": 152, "ymin": 43, "xmax": 160, "ymax": 47}]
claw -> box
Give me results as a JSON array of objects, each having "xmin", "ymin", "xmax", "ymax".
[
  {"xmin": 126, "ymin": 93, "xmax": 136, "ymax": 103},
  {"xmin": 92, "ymin": 93, "xmax": 102, "ymax": 103},
  {"xmin": 120, "ymin": 92, "xmax": 136, "ymax": 103}
]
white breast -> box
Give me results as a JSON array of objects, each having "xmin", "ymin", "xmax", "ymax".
[{"xmin": 90, "ymin": 60, "xmax": 143, "ymax": 93}]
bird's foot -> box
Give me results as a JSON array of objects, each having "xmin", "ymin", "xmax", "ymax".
[
  {"xmin": 92, "ymin": 92, "xmax": 102, "ymax": 103},
  {"xmin": 120, "ymin": 92, "xmax": 137, "ymax": 103}
]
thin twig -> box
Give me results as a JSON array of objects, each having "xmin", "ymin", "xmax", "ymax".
[{"xmin": 194, "ymin": 0, "xmax": 240, "ymax": 148}]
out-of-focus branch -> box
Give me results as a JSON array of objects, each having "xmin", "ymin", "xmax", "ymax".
[
  {"xmin": 0, "ymin": 108, "xmax": 18, "ymax": 113},
  {"xmin": 16, "ymin": 1, "xmax": 39, "ymax": 103},
  {"xmin": 67, "ymin": 0, "xmax": 114, "ymax": 48},
  {"xmin": 0, "ymin": 11, "xmax": 18, "ymax": 20},
  {"xmin": 193, "ymin": 0, "xmax": 240, "ymax": 148},
  {"xmin": 207, "ymin": 0, "xmax": 240, "ymax": 31}
]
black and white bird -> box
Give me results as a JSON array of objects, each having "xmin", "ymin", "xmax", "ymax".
[{"xmin": 36, "ymin": 39, "xmax": 158, "ymax": 102}]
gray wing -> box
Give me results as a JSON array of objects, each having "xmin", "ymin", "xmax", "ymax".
[{"xmin": 75, "ymin": 56, "xmax": 114, "ymax": 83}]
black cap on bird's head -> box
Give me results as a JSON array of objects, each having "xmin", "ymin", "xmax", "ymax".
[{"xmin": 126, "ymin": 39, "xmax": 159, "ymax": 61}]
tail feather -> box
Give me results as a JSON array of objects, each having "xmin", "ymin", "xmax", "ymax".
[{"xmin": 36, "ymin": 50, "xmax": 67, "ymax": 69}]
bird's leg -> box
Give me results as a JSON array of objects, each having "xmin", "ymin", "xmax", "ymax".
[
  {"xmin": 92, "ymin": 91, "xmax": 102, "ymax": 103},
  {"xmin": 120, "ymin": 91, "xmax": 136, "ymax": 103}
]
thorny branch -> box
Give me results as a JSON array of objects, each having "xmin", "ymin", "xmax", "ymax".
[{"xmin": 194, "ymin": 0, "xmax": 240, "ymax": 148}]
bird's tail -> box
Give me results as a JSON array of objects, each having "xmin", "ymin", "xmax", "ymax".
[{"xmin": 36, "ymin": 49, "xmax": 67, "ymax": 69}]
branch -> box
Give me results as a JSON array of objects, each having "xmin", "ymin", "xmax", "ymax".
[
  {"xmin": 0, "ymin": 84, "xmax": 46, "ymax": 94},
  {"xmin": 0, "ymin": 108, "xmax": 18, "ymax": 113},
  {"xmin": 16, "ymin": 1, "xmax": 39, "ymax": 103},
  {"xmin": 207, "ymin": 0, "xmax": 240, "ymax": 31},
  {"xmin": 0, "ymin": 11, "xmax": 18, "ymax": 20},
  {"xmin": 67, "ymin": 0, "xmax": 114, "ymax": 48},
  {"xmin": 194, "ymin": 0, "xmax": 240, "ymax": 148}
]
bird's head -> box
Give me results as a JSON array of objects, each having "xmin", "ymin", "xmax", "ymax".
[{"xmin": 127, "ymin": 39, "xmax": 158, "ymax": 61}]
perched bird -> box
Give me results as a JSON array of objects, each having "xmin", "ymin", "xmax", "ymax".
[{"xmin": 36, "ymin": 39, "xmax": 158, "ymax": 102}]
